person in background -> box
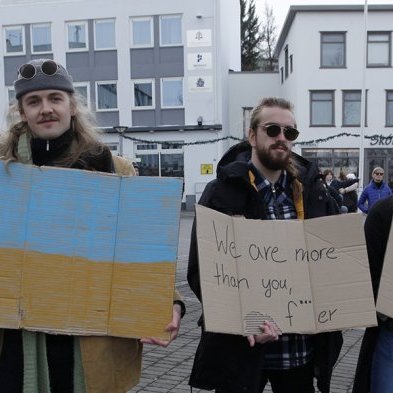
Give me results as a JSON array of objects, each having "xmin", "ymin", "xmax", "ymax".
[
  {"xmin": 187, "ymin": 97, "xmax": 342, "ymax": 393},
  {"xmin": 358, "ymin": 167, "xmax": 392, "ymax": 214},
  {"xmin": 342, "ymin": 173, "xmax": 359, "ymax": 213},
  {"xmin": 0, "ymin": 58, "xmax": 184, "ymax": 393}
]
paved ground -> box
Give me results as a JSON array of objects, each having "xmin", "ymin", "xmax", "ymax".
[{"xmin": 130, "ymin": 211, "xmax": 364, "ymax": 393}]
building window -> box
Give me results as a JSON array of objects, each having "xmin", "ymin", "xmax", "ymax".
[
  {"xmin": 387, "ymin": 91, "xmax": 393, "ymax": 126},
  {"xmin": 96, "ymin": 82, "xmax": 118, "ymax": 111},
  {"xmin": 67, "ymin": 21, "xmax": 88, "ymax": 51},
  {"xmin": 310, "ymin": 91, "xmax": 335, "ymax": 126},
  {"xmin": 342, "ymin": 91, "xmax": 361, "ymax": 126},
  {"xmin": 159, "ymin": 15, "xmax": 182, "ymax": 46},
  {"xmin": 106, "ymin": 143, "xmax": 119, "ymax": 155},
  {"xmin": 367, "ymin": 32, "xmax": 391, "ymax": 67},
  {"xmin": 131, "ymin": 17, "xmax": 153, "ymax": 47},
  {"xmin": 243, "ymin": 107, "xmax": 253, "ymax": 139},
  {"xmin": 7, "ymin": 87, "xmax": 16, "ymax": 107},
  {"xmin": 290, "ymin": 55, "xmax": 293, "ymax": 73},
  {"xmin": 4, "ymin": 26, "xmax": 25, "ymax": 54},
  {"xmin": 132, "ymin": 79, "xmax": 155, "ymax": 109},
  {"xmin": 302, "ymin": 148, "xmax": 359, "ymax": 178},
  {"xmin": 94, "ymin": 19, "xmax": 115, "ymax": 50},
  {"xmin": 280, "ymin": 67, "xmax": 284, "ymax": 84},
  {"xmin": 161, "ymin": 78, "xmax": 183, "ymax": 108},
  {"xmin": 74, "ymin": 82, "xmax": 90, "ymax": 109},
  {"xmin": 31, "ymin": 23, "xmax": 52, "ymax": 53},
  {"xmin": 321, "ymin": 32, "xmax": 346, "ymax": 68},
  {"xmin": 284, "ymin": 46, "xmax": 289, "ymax": 79},
  {"xmin": 135, "ymin": 141, "xmax": 184, "ymax": 177}
]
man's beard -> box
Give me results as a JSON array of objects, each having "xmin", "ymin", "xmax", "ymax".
[{"xmin": 256, "ymin": 141, "xmax": 291, "ymax": 170}]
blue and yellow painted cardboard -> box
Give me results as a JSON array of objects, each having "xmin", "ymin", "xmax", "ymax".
[{"xmin": 0, "ymin": 161, "xmax": 182, "ymax": 339}]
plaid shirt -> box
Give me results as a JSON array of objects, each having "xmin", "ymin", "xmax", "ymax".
[{"xmin": 249, "ymin": 162, "xmax": 313, "ymax": 369}]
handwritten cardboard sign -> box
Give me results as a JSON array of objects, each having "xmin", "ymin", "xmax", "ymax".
[
  {"xmin": 376, "ymin": 222, "xmax": 393, "ymax": 317},
  {"xmin": 0, "ymin": 161, "xmax": 182, "ymax": 339},
  {"xmin": 196, "ymin": 205, "xmax": 377, "ymax": 335}
]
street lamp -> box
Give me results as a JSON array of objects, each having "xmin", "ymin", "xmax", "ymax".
[{"xmin": 113, "ymin": 126, "xmax": 128, "ymax": 156}]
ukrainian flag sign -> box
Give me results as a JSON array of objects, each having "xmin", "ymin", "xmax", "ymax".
[{"xmin": 0, "ymin": 161, "xmax": 182, "ymax": 339}]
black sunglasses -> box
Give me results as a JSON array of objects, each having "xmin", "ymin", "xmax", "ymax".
[
  {"xmin": 257, "ymin": 123, "xmax": 299, "ymax": 141},
  {"xmin": 17, "ymin": 60, "xmax": 59, "ymax": 80},
  {"xmin": 374, "ymin": 172, "xmax": 384, "ymax": 176}
]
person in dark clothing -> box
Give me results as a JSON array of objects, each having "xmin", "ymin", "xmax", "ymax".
[
  {"xmin": 187, "ymin": 97, "xmax": 343, "ymax": 393},
  {"xmin": 353, "ymin": 195, "xmax": 393, "ymax": 393}
]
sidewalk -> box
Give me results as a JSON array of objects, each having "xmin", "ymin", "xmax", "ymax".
[{"xmin": 130, "ymin": 212, "xmax": 364, "ymax": 393}]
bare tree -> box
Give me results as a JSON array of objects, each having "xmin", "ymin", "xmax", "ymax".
[{"xmin": 259, "ymin": 3, "xmax": 278, "ymax": 71}]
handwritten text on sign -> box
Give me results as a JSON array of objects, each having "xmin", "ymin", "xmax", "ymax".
[{"xmin": 196, "ymin": 205, "xmax": 377, "ymax": 335}]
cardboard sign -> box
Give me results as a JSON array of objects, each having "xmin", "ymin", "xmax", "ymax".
[
  {"xmin": 0, "ymin": 161, "xmax": 182, "ymax": 339},
  {"xmin": 196, "ymin": 205, "xmax": 377, "ymax": 335},
  {"xmin": 376, "ymin": 222, "xmax": 393, "ymax": 317}
]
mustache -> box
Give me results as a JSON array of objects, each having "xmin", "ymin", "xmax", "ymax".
[
  {"xmin": 38, "ymin": 116, "xmax": 58, "ymax": 123},
  {"xmin": 270, "ymin": 141, "xmax": 289, "ymax": 151}
]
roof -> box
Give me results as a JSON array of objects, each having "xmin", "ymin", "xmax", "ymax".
[{"xmin": 274, "ymin": 4, "xmax": 393, "ymax": 57}]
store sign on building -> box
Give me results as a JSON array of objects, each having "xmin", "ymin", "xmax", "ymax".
[
  {"xmin": 188, "ymin": 76, "xmax": 213, "ymax": 93},
  {"xmin": 369, "ymin": 134, "xmax": 393, "ymax": 146},
  {"xmin": 187, "ymin": 29, "xmax": 212, "ymax": 47},
  {"xmin": 187, "ymin": 52, "xmax": 212, "ymax": 70}
]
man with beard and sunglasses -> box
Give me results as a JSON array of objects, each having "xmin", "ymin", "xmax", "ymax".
[{"xmin": 187, "ymin": 97, "xmax": 342, "ymax": 393}]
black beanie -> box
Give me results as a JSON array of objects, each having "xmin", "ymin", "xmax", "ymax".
[{"xmin": 14, "ymin": 58, "xmax": 75, "ymax": 99}]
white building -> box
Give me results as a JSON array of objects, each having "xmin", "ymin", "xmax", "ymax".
[
  {"xmin": 232, "ymin": 4, "xmax": 393, "ymax": 190},
  {"xmin": 2, "ymin": 2, "xmax": 393, "ymax": 208},
  {"xmin": 0, "ymin": 0, "xmax": 240, "ymax": 209}
]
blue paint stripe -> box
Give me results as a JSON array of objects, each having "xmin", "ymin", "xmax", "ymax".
[{"xmin": 0, "ymin": 162, "xmax": 182, "ymax": 264}]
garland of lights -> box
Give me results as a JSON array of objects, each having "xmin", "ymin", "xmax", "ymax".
[{"xmin": 121, "ymin": 132, "xmax": 393, "ymax": 147}]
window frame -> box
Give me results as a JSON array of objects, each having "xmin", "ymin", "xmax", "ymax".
[
  {"xmin": 310, "ymin": 90, "xmax": 335, "ymax": 127},
  {"xmin": 4, "ymin": 25, "xmax": 25, "ymax": 55},
  {"xmin": 66, "ymin": 20, "xmax": 89, "ymax": 52},
  {"xmin": 95, "ymin": 81, "xmax": 118, "ymax": 112},
  {"xmin": 94, "ymin": 18, "xmax": 116, "ymax": 51},
  {"xmin": 386, "ymin": 90, "xmax": 393, "ymax": 127},
  {"xmin": 320, "ymin": 32, "xmax": 346, "ymax": 69},
  {"xmin": 6, "ymin": 87, "xmax": 16, "ymax": 107},
  {"xmin": 367, "ymin": 31, "xmax": 391, "ymax": 68},
  {"xmin": 160, "ymin": 77, "xmax": 184, "ymax": 108},
  {"xmin": 342, "ymin": 90, "xmax": 362, "ymax": 127},
  {"xmin": 73, "ymin": 82, "xmax": 91, "ymax": 110},
  {"xmin": 130, "ymin": 17, "xmax": 154, "ymax": 48},
  {"xmin": 132, "ymin": 79, "xmax": 155, "ymax": 109},
  {"xmin": 30, "ymin": 23, "xmax": 52, "ymax": 54},
  {"xmin": 159, "ymin": 14, "xmax": 182, "ymax": 47}
]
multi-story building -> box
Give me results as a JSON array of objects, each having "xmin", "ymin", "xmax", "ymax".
[
  {"xmin": 273, "ymin": 4, "xmax": 393, "ymax": 189},
  {"xmin": 2, "ymin": 2, "xmax": 393, "ymax": 207},
  {"xmin": 0, "ymin": 0, "xmax": 240, "ymax": 209}
]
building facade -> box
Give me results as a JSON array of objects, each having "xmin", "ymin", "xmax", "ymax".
[
  {"xmin": 272, "ymin": 4, "xmax": 393, "ymax": 189},
  {"xmin": 0, "ymin": 0, "xmax": 240, "ymax": 209},
  {"xmin": 2, "ymin": 2, "xmax": 393, "ymax": 207}
]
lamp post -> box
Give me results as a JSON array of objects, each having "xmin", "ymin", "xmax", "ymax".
[{"xmin": 113, "ymin": 126, "xmax": 128, "ymax": 157}]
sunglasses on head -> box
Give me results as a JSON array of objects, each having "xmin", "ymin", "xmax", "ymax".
[
  {"xmin": 17, "ymin": 60, "xmax": 60, "ymax": 80},
  {"xmin": 257, "ymin": 123, "xmax": 299, "ymax": 141}
]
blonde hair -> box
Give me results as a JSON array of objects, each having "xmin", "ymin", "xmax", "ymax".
[
  {"xmin": 0, "ymin": 92, "xmax": 108, "ymax": 167},
  {"xmin": 249, "ymin": 97, "xmax": 302, "ymax": 199}
]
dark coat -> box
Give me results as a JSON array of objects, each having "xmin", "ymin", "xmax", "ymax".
[
  {"xmin": 187, "ymin": 141, "xmax": 343, "ymax": 393},
  {"xmin": 353, "ymin": 195, "xmax": 393, "ymax": 393}
]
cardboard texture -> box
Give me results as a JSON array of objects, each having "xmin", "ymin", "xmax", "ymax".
[
  {"xmin": 376, "ymin": 220, "xmax": 393, "ymax": 317},
  {"xmin": 196, "ymin": 205, "xmax": 377, "ymax": 335},
  {"xmin": 0, "ymin": 161, "xmax": 182, "ymax": 339}
]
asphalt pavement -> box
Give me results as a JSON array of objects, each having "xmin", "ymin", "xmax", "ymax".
[{"xmin": 129, "ymin": 211, "xmax": 365, "ymax": 393}]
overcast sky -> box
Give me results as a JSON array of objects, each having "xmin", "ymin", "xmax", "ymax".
[{"xmin": 256, "ymin": 0, "xmax": 393, "ymax": 36}]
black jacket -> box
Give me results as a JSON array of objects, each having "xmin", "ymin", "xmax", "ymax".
[
  {"xmin": 187, "ymin": 141, "xmax": 343, "ymax": 393},
  {"xmin": 352, "ymin": 195, "xmax": 393, "ymax": 393}
]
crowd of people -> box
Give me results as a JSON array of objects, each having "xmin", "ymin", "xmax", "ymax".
[{"xmin": 1, "ymin": 57, "xmax": 392, "ymax": 393}]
